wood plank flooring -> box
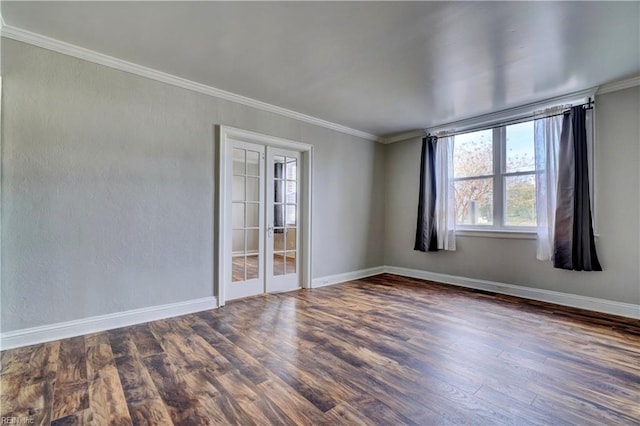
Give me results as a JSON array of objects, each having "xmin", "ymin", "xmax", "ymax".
[{"xmin": 1, "ymin": 273, "xmax": 639, "ymax": 425}]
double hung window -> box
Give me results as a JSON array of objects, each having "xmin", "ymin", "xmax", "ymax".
[{"xmin": 453, "ymin": 121, "xmax": 536, "ymax": 229}]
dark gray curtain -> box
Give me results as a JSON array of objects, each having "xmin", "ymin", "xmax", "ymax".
[
  {"xmin": 553, "ymin": 106, "xmax": 602, "ymax": 271},
  {"xmin": 414, "ymin": 136, "xmax": 438, "ymax": 252},
  {"xmin": 274, "ymin": 163, "xmax": 284, "ymax": 232}
]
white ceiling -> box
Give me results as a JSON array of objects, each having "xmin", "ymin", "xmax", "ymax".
[{"xmin": 2, "ymin": 1, "xmax": 639, "ymax": 139}]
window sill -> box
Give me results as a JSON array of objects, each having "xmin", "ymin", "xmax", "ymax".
[{"xmin": 456, "ymin": 229, "xmax": 537, "ymax": 240}]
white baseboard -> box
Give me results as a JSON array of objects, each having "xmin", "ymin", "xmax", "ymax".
[
  {"xmin": 311, "ymin": 266, "xmax": 385, "ymax": 288},
  {"xmin": 384, "ymin": 266, "xmax": 640, "ymax": 319},
  {"xmin": 4, "ymin": 265, "xmax": 636, "ymax": 350},
  {"xmin": 0, "ymin": 296, "xmax": 218, "ymax": 351}
]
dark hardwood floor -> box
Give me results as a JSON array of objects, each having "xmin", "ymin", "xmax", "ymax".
[{"xmin": 1, "ymin": 274, "xmax": 639, "ymax": 425}]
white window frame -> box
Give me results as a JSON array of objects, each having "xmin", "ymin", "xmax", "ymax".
[
  {"xmin": 453, "ymin": 125, "xmax": 538, "ymax": 233},
  {"xmin": 430, "ymin": 87, "xmax": 598, "ymax": 239}
]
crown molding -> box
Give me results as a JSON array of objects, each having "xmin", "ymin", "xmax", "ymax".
[
  {"xmin": 380, "ymin": 129, "xmax": 425, "ymax": 144},
  {"xmin": 597, "ymin": 75, "xmax": 640, "ymax": 95},
  {"xmin": 0, "ymin": 25, "xmax": 381, "ymax": 143}
]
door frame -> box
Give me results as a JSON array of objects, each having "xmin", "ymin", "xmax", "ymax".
[{"xmin": 216, "ymin": 125, "xmax": 313, "ymax": 306}]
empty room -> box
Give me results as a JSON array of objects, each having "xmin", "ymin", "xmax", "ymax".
[{"xmin": 1, "ymin": 1, "xmax": 639, "ymax": 425}]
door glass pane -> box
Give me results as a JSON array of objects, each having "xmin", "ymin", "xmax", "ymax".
[
  {"xmin": 232, "ymin": 176, "xmax": 245, "ymax": 201},
  {"xmin": 286, "ymin": 158, "xmax": 297, "ymax": 180},
  {"xmin": 246, "ymin": 230, "xmax": 259, "ymax": 253},
  {"xmin": 246, "ymin": 203, "xmax": 259, "ymax": 228},
  {"xmin": 286, "ymin": 181, "xmax": 296, "ymax": 203},
  {"xmin": 274, "ymin": 180, "xmax": 285, "ymax": 203},
  {"xmin": 246, "ymin": 177, "xmax": 260, "ymax": 202},
  {"xmin": 232, "ymin": 256, "xmax": 245, "ymax": 282},
  {"xmin": 454, "ymin": 178, "xmax": 493, "ymax": 225},
  {"xmin": 505, "ymin": 175, "xmax": 536, "ymax": 226},
  {"xmin": 274, "ymin": 205, "xmax": 285, "ymax": 227},
  {"xmin": 285, "ymin": 252, "xmax": 296, "ymax": 274},
  {"xmin": 233, "ymin": 149, "xmax": 245, "ymax": 175},
  {"xmin": 285, "ymin": 205, "xmax": 296, "ymax": 226},
  {"xmin": 246, "ymin": 255, "xmax": 259, "ymax": 280},
  {"xmin": 232, "ymin": 230, "xmax": 245, "ymax": 253},
  {"xmin": 273, "ymin": 252, "xmax": 285, "ymax": 276},
  {"xmin": 246, "ymin": 150, "xmax": 260, "ymax": 176},
  {"xmin": 232, "ymin": 203, "xmax": 244, "ymax": 229},
  {"xmin": 274, "ymin": 156, "xmax": 285, "ymax": 178},
  {"xmin": 274, "ymin": 230, "xmax": 285, "ymax": 251},
  {"xmin": 285, "ymin": 228, "xmax": 296, "ymax": 251}
]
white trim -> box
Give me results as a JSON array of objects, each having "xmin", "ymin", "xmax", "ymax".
[
  {"xmin": 455, "ymin": 229, "xmax": 537, "ymax": 240},
  {"xmin": 424, "ymin": 87, "xmax": 598, "ymax": 136},
  {"xmin": 384, "ymin": 266, "xmax": 640, "ymax": 319},
  {"xmin": 0, "ymin": 296, "xmax": 218, "ymax": 351},
  {"xmin": 311, "ymin": 266, "xmax": 385, "ymax": 288},
  {"xmin": 380, "ymin": 88, "xmax": 601, "ymax": 144},
  {"xmin": 381, "ymin": 129, "xmax": 425, "ymax": 144},
  {"xmin": 0, "ymin": 25, "xmax": 380, "ymax": 143},
  {"xmin": 379, "ymin": 77, "xmax": 640, "ymax": 145},
  {"xmin": 597, "ymin": 75, "xmax": 640, "ymax": 95}
]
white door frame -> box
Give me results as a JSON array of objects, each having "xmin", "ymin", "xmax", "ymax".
[{"xmin": 216, "ymin": 125, "xmax": 312, "ymax": 306}]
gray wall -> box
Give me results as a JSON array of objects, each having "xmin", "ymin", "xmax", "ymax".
[
  {"xmin": 1, "ymin": 39, "xmax": 386, "ymax": 331},
  {"xmin": 1, "ymin": 36, "xmax": 636, "ymax": 333},
  {"xmin": 385, "ymin": 86, "xmax": 640, "ymax": 305}
]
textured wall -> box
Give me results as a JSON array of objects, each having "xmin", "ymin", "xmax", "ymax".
[
  {"xmin": 1, "ymin": 39, "xmax": 385, "ymax": 331},
  {"xmin": 385, "ymin": 86, "xmax": 640, "ymax": 304}
]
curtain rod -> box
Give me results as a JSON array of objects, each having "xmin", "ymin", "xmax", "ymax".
[{"xmin": 426, "ymin": 99, "xmax": 594, "ymax": 139}]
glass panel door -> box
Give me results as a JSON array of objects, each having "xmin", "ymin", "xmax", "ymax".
[
  {"xmin": 266, "ymin": 148, "xmax": 300, "ymax": 293},
  {"xmin": 226, "ymin": 141, "xmax": 265, "ymax": 301}
]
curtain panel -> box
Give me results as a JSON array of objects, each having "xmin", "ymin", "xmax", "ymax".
[
  {"xmin": 414, "ymin": 136, "xmax": 456, "ymax": 252},
  {"xmin": 534, "ymin": 108, "xmax": 563, "ymax": 261},
  {"xmin": 536, "ymin": 105, "xmax": 601, "ymax": 270},
  {"xmin": 414, "ymin": 136, "xmax": 438, "ymax": 251},
  {"xmin": 553, "ymin": 106, "xmax": 602, "ymax": 271}
]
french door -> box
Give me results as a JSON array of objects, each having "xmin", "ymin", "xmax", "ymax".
[
  {"xmin": 224, "ymin": 141, "xmax": 300, "ymax": 301},
  {"xmin": 266, "ymin": 148, "xmax": 300, "ymax": 293}
]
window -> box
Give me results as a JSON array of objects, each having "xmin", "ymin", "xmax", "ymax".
[{"xmin": 453, "ymin": 121, "xmax": 536, "ymax": 229}]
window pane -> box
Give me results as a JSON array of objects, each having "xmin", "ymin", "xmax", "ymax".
[
  {"xmin": 505, "ymin": 175, "xmax": 536, "ymax": 226},
  {"xmin": 454, "ymin": 129, "xmax": 493, "ymax": 178},
  {"xmin": 506, "ymin": 121, "xmax": 535, "ymax": 173},
  {"xmin": 454, "ymin": 178, "xmax": 493, "ymax": 225}
]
